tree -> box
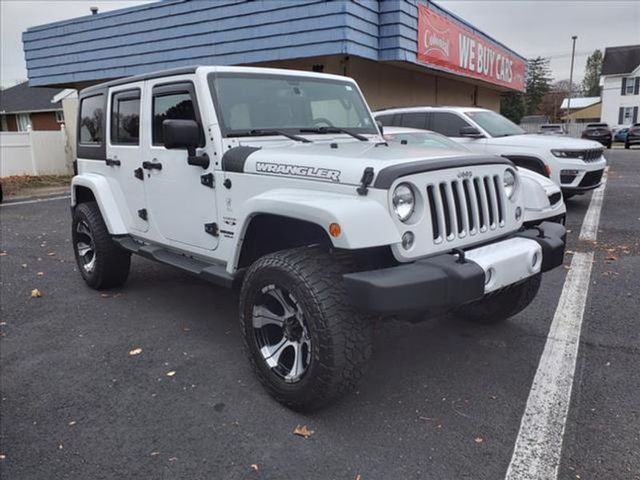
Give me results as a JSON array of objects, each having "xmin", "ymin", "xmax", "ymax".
[
  {"xmin": 582, "ymin": 49, "xmax": 603, "ymax": 97},
  {"xmin": 500, "ymin": 92, "xmax": 525, "ymax": 124},
  {"xmin": 538, "ymin": 80, "xmax": 580, "ymax": 122},
  {"xmin": 525, "ymin": 57, "xmax": 552, "ymax": 115}
]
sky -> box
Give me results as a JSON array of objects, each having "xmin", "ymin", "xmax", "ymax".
[{"xmin": 1, "ymin": 0, "xmax": 639, "ymax": 88}]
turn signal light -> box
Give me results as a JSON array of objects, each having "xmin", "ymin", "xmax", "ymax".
[{"xmin": 329, "ymin": 223, "xmax": 341, "ymax": 238}]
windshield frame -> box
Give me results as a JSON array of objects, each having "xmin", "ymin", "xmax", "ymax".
[
  {"xmin": 207, "ymin": 72, "xmax": 379, "ymax": 139},
  {"xmin": 464, "ymin": 110, "xmax": 525, "ymax": 138}
]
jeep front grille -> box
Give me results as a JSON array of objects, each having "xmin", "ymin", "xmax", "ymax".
[
  {"xmin": 426, "ymin": 175, "xmax": 506, "ymax": 244},
  {"xmin": 582, "ymin": 148, "xmax": 604, "ymax": 162}
]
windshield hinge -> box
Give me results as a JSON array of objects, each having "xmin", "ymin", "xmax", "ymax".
[
  {"xmin": 357, "ymin": 167, "xmax": 375, "ymax": 196},
  {"xmin": 201, "ymin": 173, "xmax": 214, "ymax": 188}
]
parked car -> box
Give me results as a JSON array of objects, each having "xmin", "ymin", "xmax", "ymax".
[
  {"xmin": 538, "ymin": 124, "xmax": 567, "ymax": 135},
  {"xmin": 383, "ymin": 127, "xmax": 566, "ymax": 226},
  {"xmin": 374, "ymin": 107, "xmax": 607, "ymax": 198},
  {"xmin": 70, "ymin": 66, "xmax": 566, "ymax": 410},
  {"xmin": 625, "ymin": 123, "xmax": 640, "ymax": 149},
  {"xmin": 581, "ymin": 123, "xmax": 612, "ymax": 148},
  {"xmin": 613, "ymin": 127, "xmax": 629, "ymax": 143}
]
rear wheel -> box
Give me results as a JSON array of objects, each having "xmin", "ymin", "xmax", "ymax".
[
  {"xmin": 455, "ymin": 274, "xmax": 541, "ymax": 324},
  {"xmin": 239, "ymin": 247, "xmax": 372, "ymax": 411},
  {"xmin": 72, "ymin": 202, "xmax": 131, "ymax": 289}
]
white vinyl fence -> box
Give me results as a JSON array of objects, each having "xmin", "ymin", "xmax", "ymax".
[
  {"xmin": 0, "ymin": 130, "xmax": 71, "ymax": 177},
  {"xmin": 520, "ymin": 122, "xmax": 588, "ymax": 138}
]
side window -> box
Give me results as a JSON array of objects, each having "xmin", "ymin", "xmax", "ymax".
[
  {"xmin": 152, "ymin": 89, "xmax": 197, "ymax": 145},
  {"xmin": 429, "ymin": 112, "xmax": 471, "ymax": 137},
  {"xmin": 79, "ymin": 95, "xmax": 104, "ymax": 144},
  {"xmin": 111, "ymin": 90, "xmax": 140, "ymax": 145},
  {"xmin": 400, "ymin": 112, "xmax": 427, "ymax": 129},
  {"xmin": 376, "ymin": 114, "xmax": 395, "ymax": 126}
]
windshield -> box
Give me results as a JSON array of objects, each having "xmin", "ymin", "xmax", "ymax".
[
  {"xmin": 465, "ymin": 110, "xmax": 524, "ymax": 137},
  {"xmin": 208, "ymin": 73, "xmax": 377, "ymax": 137},
  {"xmin": 385, "ymin": 131, "xmax": 468, "ymax": 151}
]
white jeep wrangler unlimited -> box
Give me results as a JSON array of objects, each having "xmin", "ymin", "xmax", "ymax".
[{"xmin": 71, "ymin": 66, "xmax": 566, "ymax": 410}]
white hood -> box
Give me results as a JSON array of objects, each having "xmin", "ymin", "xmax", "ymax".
[{"xmin": 486, "ymin": 134, "xmax": 603, "ymax": 150}]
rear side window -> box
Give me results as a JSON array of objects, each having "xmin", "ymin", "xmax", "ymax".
[
  {"xmin": 377, "ymin": 114, "xmax": 396, "ymax": 126},
  {"xmin": 429, "ymin": 112, "xmax": 471, "ymax": 137},
  {"xmin": 79, "ymin": 95, "xmax": 104, "ymax": 144},
  {"xmin": 400, "ymin": 112, "xmax": 427, "ymax": 129},
  {"xmin": 152, "ymin": 88, "xmax": 197, "ymax": 145},
  {"xmin": 111, "ymin": 90, "xmax": 140, "ymax": 145}
]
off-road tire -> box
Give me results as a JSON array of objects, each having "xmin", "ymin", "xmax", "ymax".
[
  {"xmin": 239, "ymin": 247, "xmax": 373, "ymax": 411},
  {"xmin": 72, "ymin": 201, "xmax": 131, "ymax": 289},
  {"xmin": 455, "ymin": 273, "xmax": 541, "ymax": 325}
]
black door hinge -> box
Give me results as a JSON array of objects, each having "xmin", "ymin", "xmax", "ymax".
[
  {"xmin": 201, "ymin": 173, "xmax": 214, "ymax": 188},
  {"xmin": 357, "ymin": 167, "xmax": 375, "ymax": 195},
  {"xmin": 138, "ymin": 208, "xmax": 148, "ymax": 220},
  {"xmin": 134, "ymin": 167, "xmax": 144, "ymax": 180},
  {"xmin": 204, "ymin": 222, "xmax": 219, "ymax": 237}
]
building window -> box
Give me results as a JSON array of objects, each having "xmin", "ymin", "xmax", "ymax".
[
  {"xmin": 55, "ymin": 111, "xmax": 64, "ymax": 123},
  {"xmin": 625, "ymin": 77, "xmax": 635, "ymax": 95},
  {"xmin": 152, "ymin": 90, "xmax": 197, "ymax": 145},
  {"xmin": 0, "ymin": 115, "xmax": 8, "ymax": 132},
  {"xmin": 622, "ymin": 106, "xmax": 635, "ymax": 124},
  {"xmin": 79, "ymin": 94, "xmax": 104, "ymax": 144},
  {"xmin": 111, "ymin": 90, "xmax": 140, "ymax": 145},
  {"xmin": 16, "ymin": 113, "xmax": 32, "ymax": 132}
]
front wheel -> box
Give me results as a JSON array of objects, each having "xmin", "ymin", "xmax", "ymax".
[
  {"xmin": 72, "ymin": 201, "xmax": 131, "ymax": 289},
  {"xmin": 239, "ymin": 247, "xmax": 372, "ymax": 411},
  {"xmin": 454, "ymin": 274, "xmax": 541, "ymax": 324}
]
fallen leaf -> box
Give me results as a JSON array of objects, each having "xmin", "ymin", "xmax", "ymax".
[
  {"xmin": 58, "ymin": 443, "xmax": 64, "ymax": 450},
  {"xmin": 0, "ymin": 454, "xmax": 5, "ymax": 460},
  {"xmin": 31, "ymin": 288, "xmax": 42, "ymax": 298},
  {"xmin": 128, "ymin": 348, "xmax": 142, "ymax": 356},
  {"xmin": 68, "ymin": 421, "xmax": 76, "ymax": 426},
  {"xmin": 150, "ymin": 451, "xmax": 160, "ymax": 456},
  {"xmin": 474, "ymin": 436, "xmax": 484, "ymax": 443},
  {"xmin": 21, "ymin": 263, "xmax": 27, "ymax": 268},
  {"xmin": 37, "ymin": 272, "xmax": 44, "ymax": 277},
  {"xmin": 182, "ymin": 326, "xmax": 191, "ymax": 332},
  {"xmin": 166, "ymin": 371, "xmax": 176, "ymax": 377},
  {"xmin": 168, "ymin": 457, "xmax": 177, "ymax": 462},
  {"xmin": 47, "ymin": 252, "xmax": 56, "ymax": 256},
  {"xmin": 355, "ymin": 475, "xmax": 361, "ymax": 480},
  {"xmin": 100, "ymin": 293, "xmax": 111, "ymax": 298},
  {"xmin": 293, "ymin": 425, "xmax": 314, "ymax": 439},
  {"xmin": 250, "ymin": 464, "xmax": 259, "ymax": 472},
  {"xmin": 0, "ymin": 252, "xmax": 7, "ymax": 256},
  {"xmin": 605, "ymin": 255, "xmax": 617, "ymax": 261}
]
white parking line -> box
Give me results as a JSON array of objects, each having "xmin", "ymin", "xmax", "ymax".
[
  {"xmin": 505, "ymin": 170, "xmax": 608, "ymax": 479},
  {"xmin": 579, "ymin": 167, "xmax": 609, "ymax": 242},
  {"xmin": 0, "ymin": 195, "xmax": 70, "ymax": 207}
]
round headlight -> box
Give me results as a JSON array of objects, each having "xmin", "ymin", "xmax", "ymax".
[
  {"xmin": 503, "ymin": 169, "xmax": 517, "ymax": 199},
  {"xmin": 392, "ymin": 183, "xmax": 415, "ymax": 222}
]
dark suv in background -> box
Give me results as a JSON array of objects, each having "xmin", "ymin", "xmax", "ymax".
[
  {"xmin": 581, "ymin": 123, "xmax": 612, "ymax": 148},
  {"xmin": 625, "ymin": 123, "xmax": 640, "ymax": 149}
]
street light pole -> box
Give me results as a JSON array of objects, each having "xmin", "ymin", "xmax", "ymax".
[{"xmin": 566, "ymin": 35, "xmax": 578, "ymax": 128}]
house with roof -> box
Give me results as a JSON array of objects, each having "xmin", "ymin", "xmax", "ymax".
[
  {"xmin": 0, "ymin": 81, "xmax": 66, "ymax": 132},
  {"xmin": 560, "ymin": 97, "xmax": 601, "ymax": 124},
  {"xmin": 600, "ymin": 44, "xmax": 640, "ymax": 127}
]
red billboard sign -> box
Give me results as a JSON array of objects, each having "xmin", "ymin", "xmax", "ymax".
[{"xmin": 417, "ymin": 4, "xmax": 526, "ymax": 92}]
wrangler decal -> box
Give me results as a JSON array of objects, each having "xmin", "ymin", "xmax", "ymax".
[{"xmin": 255, "ymin": 162, "xmax": 341, "ymax": 183}]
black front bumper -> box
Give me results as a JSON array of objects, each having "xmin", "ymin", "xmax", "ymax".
[{"xmin": 343, "ymin": 222, "xmax": 566, "ymax": 314}]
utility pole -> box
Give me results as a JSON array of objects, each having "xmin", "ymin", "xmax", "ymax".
[{"xmin": 566, "ymin": 35, "xmax": 578, "ymax": 129}]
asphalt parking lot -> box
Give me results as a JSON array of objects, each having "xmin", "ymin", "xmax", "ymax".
[{"xmin": 1, "ymin": 149, "xmax": 639, "ymax": 480}]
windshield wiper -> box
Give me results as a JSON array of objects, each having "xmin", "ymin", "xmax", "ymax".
[
  {"xmin": 227, "ymin": 129, "xmax": 311, "ymax": 143},
  {"xmin": 299, "ymin": 126, "xmax": 369, "ymax": 141}
]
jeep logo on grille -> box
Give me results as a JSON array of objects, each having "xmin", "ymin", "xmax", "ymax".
[{"xmin": 457, "ymin": 170, "xmax": 473, "ymax": 179}]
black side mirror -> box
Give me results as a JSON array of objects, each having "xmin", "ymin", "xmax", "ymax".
[
  {"xmin": 163, "ymin": 119, "xmax": 209, "ymax": 168},
  {"xmin": 376, "ymin": 119, "xmax": 384, "ymax": 136},
  {"xmin": 459, "ymin": 126, "xmax": 484, "ymax": 138}
]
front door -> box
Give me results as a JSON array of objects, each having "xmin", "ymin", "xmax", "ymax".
[
  {"xmin": 106, "ymin": 82, "xmax": 148, "ymax": 232},
  {"xmin": 141, "ymin": 78, "xmax": 218, "ymax": 251}
]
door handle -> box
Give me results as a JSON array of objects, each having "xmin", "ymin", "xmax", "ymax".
[
  {"xmin": 142, "ymin": 161, "xmax": 162, "ymax": 170},
  {"xmin": 105, "ymin": 158, "xmax": 121, "ymax": 166}
]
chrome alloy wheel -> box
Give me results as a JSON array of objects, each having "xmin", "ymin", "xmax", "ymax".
[
  {"xmin": 252, "ymin": 285, "xmax": 311, "ymax": 383},
  {"xmin": 75, "ymin": 220, "xmax": 96, "ymax": 274}
]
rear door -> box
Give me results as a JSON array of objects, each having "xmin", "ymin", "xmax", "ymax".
[
  {"xmin": 141, "ymin": 78, "xmax": 218, "ymax": 251},
  {"xmin": 106, "ymin": 83, "xmax": 148, "ymax": 232}
]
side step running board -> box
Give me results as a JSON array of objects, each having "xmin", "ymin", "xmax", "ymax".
[{"xmin": 113, "ymin": 236, "xmax": 236, "ymax": 288}]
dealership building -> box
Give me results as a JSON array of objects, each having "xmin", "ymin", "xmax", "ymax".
[{"xmin": 23, "ymin": 0, "xmax": 525, "ymax": 113}]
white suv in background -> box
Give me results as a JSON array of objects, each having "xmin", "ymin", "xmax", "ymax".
[{"xmin": 375, "ymin": 107, "xmax": 607, "ymax": 198}]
